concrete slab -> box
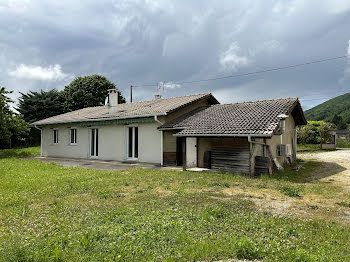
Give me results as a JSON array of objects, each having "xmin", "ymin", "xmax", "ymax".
[
  {"xmin": 187, "ymin": 167, "xmax": 211, "ymax": 172},
  {"xmin": 28, "ymin": 157, "xmax": 183, "ymax": 171}
]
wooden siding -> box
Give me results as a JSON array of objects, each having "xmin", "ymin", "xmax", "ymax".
[{"xmin": 198, "ymin": 137, "xmax": 251, "ymax": 174}]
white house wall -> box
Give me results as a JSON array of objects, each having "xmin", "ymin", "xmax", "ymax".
[
  {"xmin": 41, "ymin": 121, "xmax": 161, "ymax": 164},
  {"xmin": 42, "ymin": 124, "xmax": 89, "ymax": 159},
  {"xmin": 266, "ymin": 113, "xmax": 296, "ymax": 167}
]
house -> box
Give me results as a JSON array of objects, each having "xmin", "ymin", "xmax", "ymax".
[
  {"xmin": 32, "ymin": 90, "xmax": 306, "ymax": 175},
  {"xmin": 335, "ymin": 129, "xmax": 350, "ymax": 140}
]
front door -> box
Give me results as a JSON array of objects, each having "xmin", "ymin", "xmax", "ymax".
[
  {"xmin": 127, "ymin": 126, "xmax": 138, "ymax": 160},
  {"xmin": 90, "ymin": 128, "xmax": 98, "ymax": 157}
]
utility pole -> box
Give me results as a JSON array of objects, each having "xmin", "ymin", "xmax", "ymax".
[{"xmin": 130, "ymin": 85, "xmax": 133, "ymax": 103}]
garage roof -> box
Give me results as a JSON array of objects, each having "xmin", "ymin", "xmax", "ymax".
[{"xmin": 159, "ymin": 97, "xmax": 306, "ymax": 136}]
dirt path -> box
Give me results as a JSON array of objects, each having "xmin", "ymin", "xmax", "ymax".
[{"xmin": 298, "ymin": 149, "xmax": 350, "ymax": 191}]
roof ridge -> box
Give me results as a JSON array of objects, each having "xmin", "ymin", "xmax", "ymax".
[
  {"xmin": 213, "ymin": 97, "xmax": 299, "ymax": 106},
  {"xmin": 122, "ymin": 92, "xmax": 211, "ymax": 105}
]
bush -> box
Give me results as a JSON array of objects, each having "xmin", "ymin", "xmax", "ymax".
[
  {"xmin": 297, "ymin": 121, "xmax": 335, "ymax": 144},
  {"xmin": 235, "ymin": 236, "xmax": 262, "ymax": 260}
]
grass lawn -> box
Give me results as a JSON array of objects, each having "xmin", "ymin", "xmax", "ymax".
[
  {"xmin": 1, "ymin": 147, "xmax": 350, "ymax": 261},
  {"xmin": 297, "ymin": 144, "xmax": 322, "ymax": 152},
  {"xmin": 336, "ymin": 140, "xmax": 350, "ymax": 148}
]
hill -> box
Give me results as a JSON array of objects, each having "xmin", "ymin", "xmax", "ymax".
[{"xmin": 304, "ymin": 92, "xmax": 350, "ymax": 125}]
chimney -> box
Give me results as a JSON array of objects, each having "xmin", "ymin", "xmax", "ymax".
[
  {"xmin": 154, "ymin": 94, "xmax": 162, "ymax": 99},
  {"xmin": 108, "ymin": 89, "xmax": 119, "ymax": 114}
]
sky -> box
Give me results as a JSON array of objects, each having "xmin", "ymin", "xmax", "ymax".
[{"xmin": 1, "ymin": 0, "xmax": 350, "ymax": 110}]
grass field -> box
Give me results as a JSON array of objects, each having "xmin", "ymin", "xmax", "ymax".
[
  {"xmin": 298, "ymin": 141, "xmax": 350, "ymax": 152},
  {"xmin": 1, "ymin": 147, "xmax": 350, "ymax": 261},
  {"xmin": 336, "ymin": 140, "xmax": 350, "ymax": 148}
]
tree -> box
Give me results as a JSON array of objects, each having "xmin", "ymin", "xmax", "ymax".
[
  {"xmin": 331, "ymin": 114, "xmax": 342, "ymax": 126},
  {"xmin": 297, "ymin": 121, "xmax": 335, "ymax": 145},
  {"xmin": 337, "ymin": 118, "xmax": 347, "ymax": 130},
  {"xmin": 0, "ymin": 87, "xmax": 29, "ymax": 149},
  {"xmin": 318, "ymin": 121, "xmax": 336, "ymax": 144},
  {"xmin": 63, "ymin": 75, "xmax": 126, "ymax": 112},
  {"xmin": 17, "ymin": 89, "xmax": 65, "ymax": 123},
  {"xmin": 331, "ymin": 114, "xmax": 347, "ymax": 130}
]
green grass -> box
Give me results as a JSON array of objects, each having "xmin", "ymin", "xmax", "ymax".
[
  {"xmin": 297, "ymin": 144, "xmax": 321, "ymax": 152},
  {"xmin": 336, "ymin": 140, "xmax": 350, "ymax": 148},
  {"xmin": 0, "ymin": 146, "xmax": 40, "ymax": 159},
  {"xmin": 0, "ymin": 148, "xmax": 350, "ymax": 261}
]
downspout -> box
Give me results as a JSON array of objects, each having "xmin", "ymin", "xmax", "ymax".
[
  {"xmin": 154, "ymin": 115, "xmax": 164, "ymax": 166},
  {"xmin": 248, "ymin": 135, "xmax": 253, "ymax": 175},
  {"xmin": 34, "ymin": 125, "xmax": 42, "ymax": 157}
]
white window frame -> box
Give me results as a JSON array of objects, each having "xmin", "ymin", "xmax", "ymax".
[
  {"xmin": 89, "ymin": 128, "xmax": 99, "ymax": 158},
  {"xmin": 52, "ymin": 128, "xmax": 59, "ymax": 144},
  {"xmin": 69, "ymin": 128, "xmax": 77, "ymax": 145},
  {"xmin": 126, "ymin": 125, "xmax": 139, "ymax": 160}
]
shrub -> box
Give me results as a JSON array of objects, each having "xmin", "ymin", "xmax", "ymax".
[{"xmin": 235, "ymin": 236, "xmax": 262, "ymax": 260}]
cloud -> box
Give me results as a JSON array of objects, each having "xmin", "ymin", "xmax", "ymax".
[
  {"xmin": 0, "ymin": 0, "xmax": 349, "ymax": 109},
  {"xmin": 8, "ymin": 64, "xmax": 71, "ymax": 81},
  {"xmin": 272, "ymin": 0, "xmax": 300, "ymax": 15},
  {"xmin": 339, "ymin": 40, "xmax": 350, "ymax": 84},
  {"xmin": 163, "ymin": 81, "xmax": 181, "ymax": 89},
  {"xmin": 220, "ymin": 42, "xmax": 249, "ymax": 71}
]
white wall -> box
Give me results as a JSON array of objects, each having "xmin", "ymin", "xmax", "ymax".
[
  {"xmin": 266, "ymin": 113, "xmax": 296, "ymax": 167},
  {"xmin": 41, "ymin": 121, "xmax": 162, "ymax": 164},
  {"xmin": 42, "ymin": 124, "xmax": 90, "ymax": 159}
]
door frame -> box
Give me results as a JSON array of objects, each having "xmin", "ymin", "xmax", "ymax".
[
  {"xmin": 88, "ymin": 127, "xmax": 99, "ymax": 158},
  {"xmin": 126, "ymin": 125, "xmax": 139, "ymax": 161}
]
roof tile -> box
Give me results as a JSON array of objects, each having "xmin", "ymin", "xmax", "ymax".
[{"xmin": 160, "ymin": 97, "xmax": 301, "ymax": 136}]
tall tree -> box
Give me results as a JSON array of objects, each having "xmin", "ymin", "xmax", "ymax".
[
  {"xmin": 17, "ymin": 89, "xmax": 65, "ymax": 123},
  {"xmin": 63, "ymin": 75, "xmax": 126, "ymax": 112},
  {"xmin": 0, "ymin": 87, "xmax": 29, "ymax": 148},
  {"xmin": 331, "ymin": 114, "xmax": 342, "ymax": 126}
]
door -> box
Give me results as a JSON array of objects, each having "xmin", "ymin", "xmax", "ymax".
[
  {"xmin": 90, "ymin": 128, "xmax": 98, "ymax": 157},
  {"xmin": 176, "ymin": 137, "xmax": 183, "ymax": 166},
  {"xmin": 127, "ymin": 126, "xmax": 138, "ymax": 160}
]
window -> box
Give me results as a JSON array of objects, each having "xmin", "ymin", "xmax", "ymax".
[
  {"xmin": 70, "ymin": 128, "xmax": 77, "ymax": 144},
  {"xmin": 53, "ymin": 129, "xmax": 58, "ymax": 144},
  {"xmin": 127, "ymin": 126, "xmax": 138, "ymax": 159},
  {"xmin": 90, "ymin": 128, "xmax": 98, "ymax": 157}
]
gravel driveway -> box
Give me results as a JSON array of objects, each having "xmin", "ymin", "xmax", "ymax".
[{"xmin": 298, "ymin": 148, "xmax": 350, "ymax": 191}]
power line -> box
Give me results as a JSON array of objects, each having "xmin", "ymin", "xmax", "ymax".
[
  {"xmin": 132, "ymin": 54, "xmax": 350, "ymax": 87},
  {"xmin": 299, "ymin": 89, "xmax": 349, "ymax": 101}
]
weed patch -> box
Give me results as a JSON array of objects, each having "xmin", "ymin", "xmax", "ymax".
[{"xmin": 278, "ymin": 185, "xmax": 304, "ymax": 198}]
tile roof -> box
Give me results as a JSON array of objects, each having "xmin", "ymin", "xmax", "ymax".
[
  {"xmin": 32, "ymin": 93, "xmax": 215, "ymax": 126},
  {"xmin": 160, "ymin": 97, "xmax": 304, "ymax": 136}
]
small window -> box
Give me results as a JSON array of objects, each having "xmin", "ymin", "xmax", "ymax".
[
  {"xmin": 70, "ymin": 128, "xmax": 77, "ymax": 144},
  {"xmin": 53, "ymin": 129, "xmax": 58, "ymax": 144}
]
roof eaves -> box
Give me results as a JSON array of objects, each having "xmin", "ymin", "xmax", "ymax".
[
  {"xmin": 31, "ymin": 112, "xmax": 167, "ymax": 126},
  {"xmin": 173, "ymin": 133, "xmax": 273, "ymax": 138}
]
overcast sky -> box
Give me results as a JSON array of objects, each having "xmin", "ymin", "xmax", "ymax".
[{"xmin": 1, "ymin": 0, "xmax": 350, "ymax": 110}]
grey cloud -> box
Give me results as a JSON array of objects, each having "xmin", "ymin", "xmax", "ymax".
[{"xmin": 0, "ymin": 0, "xmax": 349, "ymax": 109}]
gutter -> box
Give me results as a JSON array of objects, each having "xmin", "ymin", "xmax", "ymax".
[
  {"xmin": 34, "ymin": 125, "xmax": 43, "ymax": 157},
  {"xmin": 174, "ymin": 133, "xmax": 272, "ymax": 138},
  {"xmin": 31, "ymin": 113, "xmax": 168, "ymax": 126},
  {"xmin": 154, "ymin": 115, "xmax": 164, "ymax": 125}
]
